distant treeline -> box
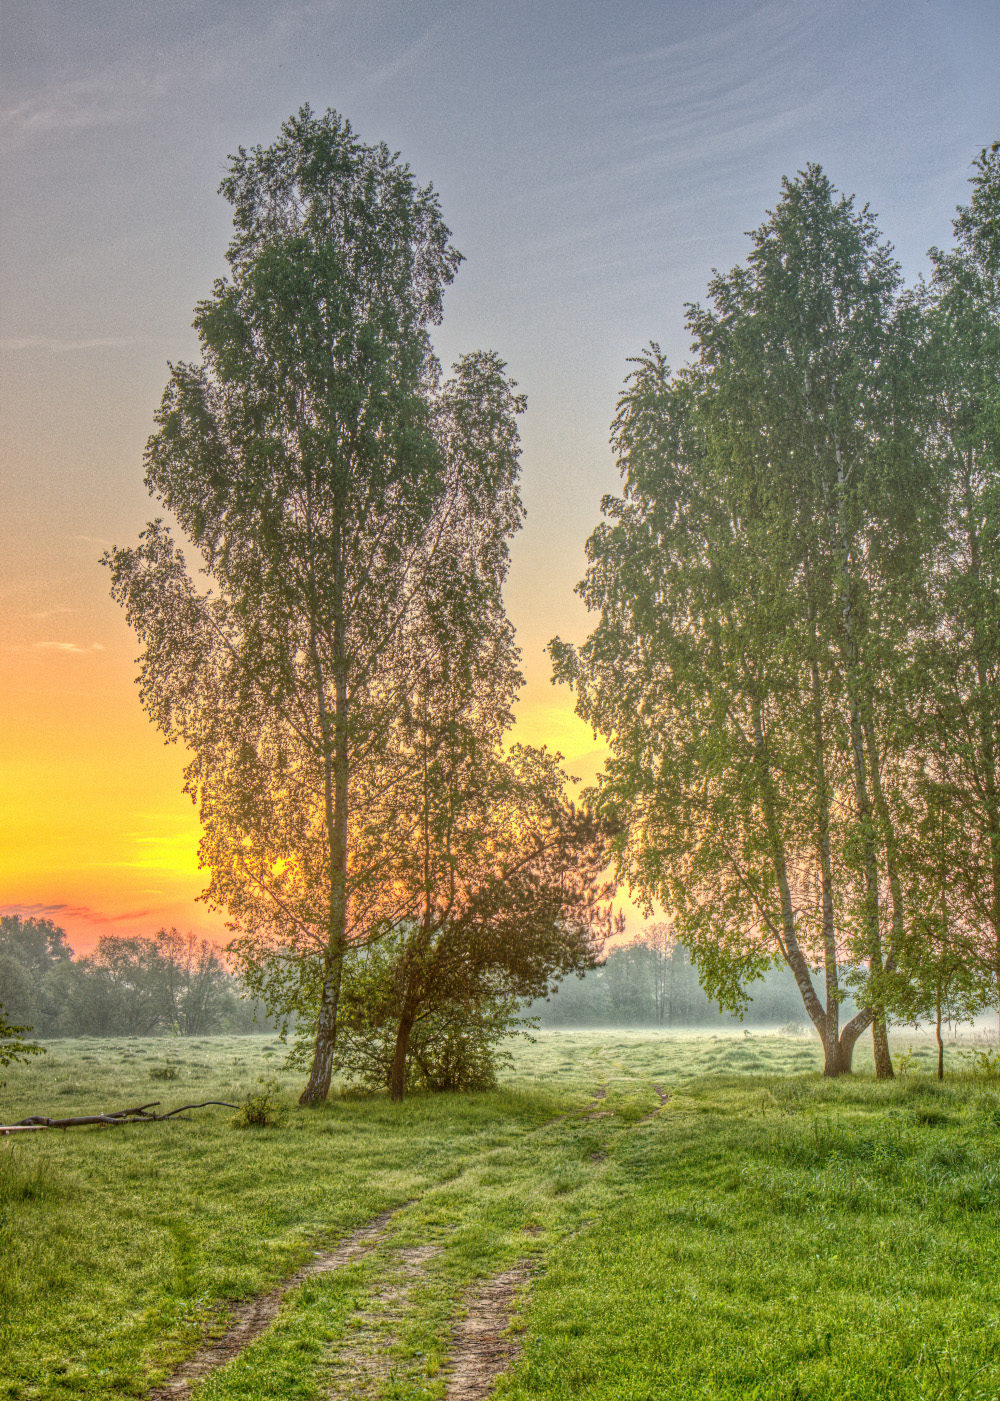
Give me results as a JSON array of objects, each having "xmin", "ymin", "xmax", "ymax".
[
  {"xmin": 0, "ymin": 915, "xmax": 273, "ymax": 1038},
  {"xmin": 2, "ymin": 913, "xmax": 844, "ymax": 1041},
  {"xmin": 529, "ymin": 926, "xmax": 855, "ymax": 1030}
]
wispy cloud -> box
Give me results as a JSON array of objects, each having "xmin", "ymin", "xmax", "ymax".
[
  {"xmin": 0, "ymin": 336, "xmax": 140, "ymax": 354},
  {"xmin": 33, "ymin": 640, "xmax": 104, "ymax": 655},
  {"xmin": 0, "ymin": 68, "xmax": 169, "ymax": 146},
  {"xmin": 1, "ymin": 901, "xmax": 157, "ymax": 925}
]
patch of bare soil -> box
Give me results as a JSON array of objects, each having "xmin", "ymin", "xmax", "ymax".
[
  {"xmin": 640, "ymin": 1084, "xmax": 670, "ymax": 1123},
  {"xmin": 444, "ymin": 1264, "xmax": 534, "ymax": 1400},
  {"xmin": 586, "ymin": 1084, "xmax": 613, "ymax": 1118},
  {"xmin": 327, "ymin": 1243, "xmax": 441, "ymax": 1395},
  {"xmin": 146, "ymin": 1210, "xmax": 395, "ymax": 1399}
]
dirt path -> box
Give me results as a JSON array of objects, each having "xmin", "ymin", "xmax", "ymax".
[
  {"xmin": 146, "ymin": 1077, "xmax": 663, "ymax": 1399},
  {"xmin": 445, "ymin": 1264, "xmax": 533, "ymax": 1400},
  {"xmin": 147, "ymin": 1211, "xmax": 395, "ymax": 1399},
  {"xmin": 640, "ymin": 1084, "xmax": 671, "ymax": 1122}
]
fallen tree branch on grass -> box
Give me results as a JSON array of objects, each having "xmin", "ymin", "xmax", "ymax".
[{"xmin": 1, "ymin": 1101, "xmax": 238, "ymax": 1134}]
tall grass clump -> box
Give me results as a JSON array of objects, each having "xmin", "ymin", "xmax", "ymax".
[
  {"xmin": 0, "ymin": 1146, "xmax": 66, "ymax": 1315},
  {"xmin": 0, "ymin": 1145, "xmax": 62, "ymax": 1209}
]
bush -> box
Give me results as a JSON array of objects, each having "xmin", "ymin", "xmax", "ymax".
[
  {"xmin": 334, "ymin": 999, "xmax": 520, "ymax": 1094},
  {"xmin": 148, "ymin": 1063, "xmax": 180, "ymax": 1081},
  {"xmin": 325, "ymin": 938, "xmax": 529, "ymax": 1095},
  {"xmin": 962, "ymin": 1047, "xmax": 1000, "ymax": 1078},
  {"xmin": 0, "ymin": 1000, "xmax": 43, "ymax": 1086},
  {"xmin": 231, "ymin": 1079, "xmax": 287, "ymax": 1128}
]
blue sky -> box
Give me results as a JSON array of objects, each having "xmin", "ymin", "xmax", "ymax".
[{"xmin": 2, "ymin": 0, "xmax": 998, "ymax": 942}]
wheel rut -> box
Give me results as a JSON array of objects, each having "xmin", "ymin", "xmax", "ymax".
[
  {"xmin": 444, "ymin": 1262, "xmax": 534, "ymax": 1400},
  {"xmin": 146, "ymin": 1210, "xmax": 395, "ymax": 1399},
  {"xmin": 146, "ymin": 1078, "xmax": 662, "ymax": 1399},
  {"xmin": 640, "ymin": 1083, "xmax": 671, "ymax": 1122},
  {"xmin": 540, "ymin": 1081, "xmax": 607, "ymax": 1127}
]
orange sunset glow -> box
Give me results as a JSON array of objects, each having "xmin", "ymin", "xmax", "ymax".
[{"xmin": 2, "ymin": 0, "xmax": 995, "ymax": 960}]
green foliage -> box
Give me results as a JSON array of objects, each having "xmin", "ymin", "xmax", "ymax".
[
  {"xmin": 104, "ymin": 105, "xmax": 534, "ymax": 1103},
  {"xmin": 330, "ymin": 937, "xmax": 526, "ymax": 1093},
  {"xmin": 339, "ymin": 1005, "xmax": 516, "ymax": 1094},
  {"xmin": 0, "ymin": 916, "xmax": 72, "ymax": 1038},
  {"xmin": 529, "ymin": 928, "xmax": 833, "ymax": 1029},
  {"xmin": 553, "ymin": 150, "xmax": 1000, "ymax": 1075},
  {"xmin": 0, "ymin": 916, "xmax": 265, "ymax": 1039},
  {"xmin": 231, "ymin": 1078, "xmax": 288, "ymax": 1128},
  {"xmin": 960, "ymin": 1046, "xmax": 1000, "ymax": 1078},
  {"xmin": 904, "ymin": 142, "xmax": 1000, "ymax": 1030},
  {"xmin": 0, "ymin": 1001, "xmax": 42, "ymax": 1085}
]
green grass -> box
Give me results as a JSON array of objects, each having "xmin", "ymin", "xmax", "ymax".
[{"xmin": 2, "ymin": 1031, "xmax": 999, "ymax": 1399}]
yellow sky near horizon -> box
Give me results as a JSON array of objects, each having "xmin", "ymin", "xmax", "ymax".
[{"xmin": 0, "ymin": 611, "xmax": 627, "ymax": 956}]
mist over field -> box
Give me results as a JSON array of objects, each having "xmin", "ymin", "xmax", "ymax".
[{"xmin": 3, "ymin": 5, "xmax": 1000, "ymax": 1399}]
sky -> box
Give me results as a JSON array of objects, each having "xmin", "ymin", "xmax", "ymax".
[{"xmin": 2, "ymin": 0, "xmax": 998, "ymax": 955}]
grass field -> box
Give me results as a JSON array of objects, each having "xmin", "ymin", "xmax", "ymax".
[{"xmin": 2, "ymin": 1029, "xmax": 999, "ymax": 1400}]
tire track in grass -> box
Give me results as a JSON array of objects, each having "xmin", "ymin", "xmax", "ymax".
[
  {"xmin": 539, "ymin": 1082, "xmax": 607, "ymax": 1128},
  {"xmin": 147, "ymin": 1209, "xmax": 396, "ymax": 1399},
  {"xmin": 444, "ymin": 1262, "xmax": 534, "ymax": 1400},
  {"xmin": 147, "ymin": 1077, "xmax": 635, "ymax": 1399},
  {"xmin": 640, "ymin": 1084, "xmax": 671, "ymax": 1122}
]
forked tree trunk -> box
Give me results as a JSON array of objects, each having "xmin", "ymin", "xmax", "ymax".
[
  {"xmin": 810, "ymin": 1005, "xmax": 880, "ymax": 1076},
  {"xmin": 830, "ymin": 435, "xmax": 896, "ymax": 1083},
  {"xmin": 835, "ymin": 1007, "xmax": 875, "ymax": 1074},
  {"xmin": 755, "ymin": 694, "xmax": 853, "ymax": 1078}
]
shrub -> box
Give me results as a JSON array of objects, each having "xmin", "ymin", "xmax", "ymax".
[
  {"xmin": 962, "ymin": 1047, "xmax": 1000, "ymax": 1078},
  {"xmin": 334, "ymin": 999, "xmax": 520, "ymax": 1094},
  {"xmin": 148, "ymin": 1063, "xmax": 180, "ymax": 1081},
  {"xmin": 231, "ymin": 1079, "xmax": 287, "ymax": 1128},
  {"xmin": 0, "ymin": 1000, "xmax": 43, "ymax": 1087},
  {"xmin": 326, "ymin": 938, "xmax": 529, "ymax": 1095}
]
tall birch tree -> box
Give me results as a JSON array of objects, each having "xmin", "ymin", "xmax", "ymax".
[
  {"xmin": 553, "ymin": 167, "xmax": 939, "ymax": 1075},
  {"xmin": 105, "ymin": 107, "xmax": 524, "ymax": 1104},
  {"xmin": 910, "ymin": 141, "xmax": 1000, "ymax": 1039}
]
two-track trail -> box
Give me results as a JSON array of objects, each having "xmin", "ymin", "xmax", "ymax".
[
  {"xmin": 144, "ymin": 1072, "xmax": 668, "ymax": 1400},
  {"xmin": 148, "ymin": 1212, "xmax": 396, "ymax": 1399}
]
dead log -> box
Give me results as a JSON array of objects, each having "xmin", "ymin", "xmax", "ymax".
[
  {"xmin": 152, "ymin": 1101, "xmax": 239, "ymax": 1120},
  {"xmin": 0, "ymin": 1100, "xmax": 238, "ymax": 1134}
]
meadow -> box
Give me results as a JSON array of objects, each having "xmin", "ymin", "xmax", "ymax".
[{"xmin": 2, "ymin": 1029, "xmax": 999, "ymax": 1400}]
